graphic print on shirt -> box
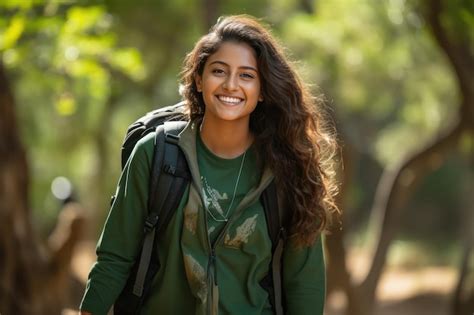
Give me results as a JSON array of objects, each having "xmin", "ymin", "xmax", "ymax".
[
  {"xmin": 224, "ymin": 214, "xmax": 259, "ymax": 249},
  {"xmin": 201, "ymin": 175, "xmax": 228, "ymax": 219}
]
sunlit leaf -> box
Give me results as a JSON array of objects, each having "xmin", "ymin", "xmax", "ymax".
[
  {"xmin": 67, "ymin": 58, "xmax": 106, "ymax": 81},
  {"xmin": 109, "ymin": 48, "xmax": 146, "ymax": 81},
  {"xmin": 0, "ymin": 0, "xmax": 33, "ymax": 10},
  {"xmin": 64, "ymin": 6, "xmax": 107, "ymax": 34},
  {"xmin": 0, "ymin": 15, "xmax": 25, "ymax": 50},
  {"xmin": 55, "ymin": 93, "xmax": 76, "ymax": 116},
  {"xmin": 2, "ymin": 48, "xmax": 19, "ymax": 66}
]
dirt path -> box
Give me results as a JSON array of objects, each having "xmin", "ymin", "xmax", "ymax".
[{"xmin": 326, "ymin": 247, "xmax": 458, "ymax": 315}]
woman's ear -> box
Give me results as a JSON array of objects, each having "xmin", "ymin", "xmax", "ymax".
[
  {"xmin": 258, "ymin": 94, "xmax": 264, "ymax": 102},
  {"xmin": 195, "ymin": 75, "xmax": 202, "ymax": 92}
]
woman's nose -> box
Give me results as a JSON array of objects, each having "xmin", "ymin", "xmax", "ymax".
[{"xmin": 223, "ymin": 74, "xmax": 238, "ymax": 91}]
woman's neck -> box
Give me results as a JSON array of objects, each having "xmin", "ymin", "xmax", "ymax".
[{"xmin": 199, "ymin": 118, "xmax": 253, "ymax": 159}]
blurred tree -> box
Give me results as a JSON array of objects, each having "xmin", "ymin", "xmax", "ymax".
[
  {"xmin": 1, "ymin": 1, "xmax": 146, "ymax": 234},
  {"xmin": 425, "ymin": 2, "xmax": 474, "ymax": 313},
  {"xmin": 0, "ymin": 53, "xmax": 41, "ymax": 314},
  {"xmin": 278, "ymin": 0, "xmax": 472, "ymax": 313},
  {"xmin": 361, "ymin": 0, "xmax": 472, "ymax": 312},
  {"xmin": 0, "ymin": 1, "xmax": 143, "ymax": 312},
  {"xmin": 0, "ymin": 44, "xmax": 86, "ymax": 315}
]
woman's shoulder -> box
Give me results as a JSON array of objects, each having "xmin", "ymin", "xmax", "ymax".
[
  {"xmin": 135, "ymin": 131, "xmax": 156, "ymax": 150},
  {"xmin": 128, "ymin": 131, "xmax": 156, "ymax": 167}
]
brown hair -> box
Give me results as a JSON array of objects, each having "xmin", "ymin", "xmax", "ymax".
[{"xmin": 180, "ymin": 15, "xmax": 339, "ymax": 247}]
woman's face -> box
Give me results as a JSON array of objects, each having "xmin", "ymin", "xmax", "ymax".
[{"xmin": 195, "ymin": 41, "xmax": 263, "ymax": 126}]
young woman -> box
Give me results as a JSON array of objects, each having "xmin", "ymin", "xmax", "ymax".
[{"xmin": 80, "ymin": 15, "xmax": 338, "ymax": 315}]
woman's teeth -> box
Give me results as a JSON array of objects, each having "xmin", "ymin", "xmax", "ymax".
[{"xmin": 218, "ymin": 95, "xmax": 242, "ymax": 104}]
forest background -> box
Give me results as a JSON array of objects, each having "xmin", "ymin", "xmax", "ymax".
[{"xmin": 0, "ymin": 0, "xmax": 472, "ymax": 314}]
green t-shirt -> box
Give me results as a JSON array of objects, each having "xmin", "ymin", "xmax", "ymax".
[{"xmin": 197, "ymin": 132, "xmax": 261, "ymax": 244}]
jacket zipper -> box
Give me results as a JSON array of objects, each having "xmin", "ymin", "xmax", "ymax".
[{"xmin": 205, "ymin": 211, "xmax": 232, "ymax": 315}]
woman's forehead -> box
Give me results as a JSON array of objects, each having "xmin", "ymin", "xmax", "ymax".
[{"xmin": 205, "ymin": 41, "xmax": 258, "ymax": 69}]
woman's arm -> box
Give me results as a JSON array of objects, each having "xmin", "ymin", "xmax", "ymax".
[
  {"xmin": 79, "ymin": 133, "xmax": 155, "ymax": 315},
  {"xmin": 282, "ymin": 234, "xmax": 326, "ymax": 315}
]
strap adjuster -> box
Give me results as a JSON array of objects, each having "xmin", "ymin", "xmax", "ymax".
[
  {"xmin": 163, "ymin": 164, "xmax": 176, "ymax": 175},
  {"xmin": 278, "ymin": 227, "xmax": 287, "ymax": 240},
  {"xmin": 144, "ymin": 214, "xmax": 159, "ymax": 233},
  {"xmin": 165, "ymin": 133, "xmax": 180, "ymax": 145}
]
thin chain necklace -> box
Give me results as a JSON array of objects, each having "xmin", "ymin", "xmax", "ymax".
[{"xmin": 202, "ymin": 150, "xmax": 247, "ymax": 222}]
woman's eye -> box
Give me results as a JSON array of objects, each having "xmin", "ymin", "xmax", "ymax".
[
  {"xmin": 212, "ymin": 69, "xmax": 225, "ymax": 75},
  {"xmin": 241, "ymin": 73, "xmax": 255, "ymax": 79}
]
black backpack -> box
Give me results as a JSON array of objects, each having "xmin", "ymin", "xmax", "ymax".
[{"xmin": 113, "ymin": 102, "xmax": 287, "ymax": 315}]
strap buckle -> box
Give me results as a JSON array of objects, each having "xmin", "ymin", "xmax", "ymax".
[
  {"xmin": 163, "ymin": 164, "xmax": 176, "ymax": 175},
  {"xmin": 278, "ymin": 227, "xmax": 287, "ymax": 241},
  {"xmin": 144, "ymin": 214, "xmax": 159, "ymax": 233}
]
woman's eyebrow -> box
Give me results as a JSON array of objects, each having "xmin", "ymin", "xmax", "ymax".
[{"xmin": 209, "ymin": 60, "xmax": 258, "ymax": 72}]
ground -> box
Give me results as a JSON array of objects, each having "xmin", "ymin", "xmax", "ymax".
[{"xmin": 326, "ymin": 266, "xmax": 455, "ymax": 315}]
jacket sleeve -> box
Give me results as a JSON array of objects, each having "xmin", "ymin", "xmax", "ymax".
[
  {"xmin": 282, "ymin": 234, "xmax": 326, "ymax": 315},
  {"xmin": 80, "ymin": 133, "xmax": 155, "ymax": 315}
]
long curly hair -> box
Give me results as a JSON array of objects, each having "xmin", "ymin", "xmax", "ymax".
[{"xmin": 180, "ymin": 15, "xmax": 339, "ymax": 247}]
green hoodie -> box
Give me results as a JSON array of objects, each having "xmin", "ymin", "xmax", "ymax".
[{"xmin": 80, "ymin": 121, "xmax": 325, "ymax": 315}]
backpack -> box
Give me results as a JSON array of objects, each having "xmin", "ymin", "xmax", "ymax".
[{"xmin": 113, "ymin": 102, "xmax": 287, "ymax": 315}]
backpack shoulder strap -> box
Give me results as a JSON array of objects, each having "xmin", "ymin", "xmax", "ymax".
[
  {"xmin": 261, "ymin": 180, "xmax": 287, "ymax": 315},
  {"xmin": 155, "ymin": 121, "xmax": 190, "ymax": 231},
  {"xmin": 131, "ymin": 121, "xmax": 189, "ymax": 298}
]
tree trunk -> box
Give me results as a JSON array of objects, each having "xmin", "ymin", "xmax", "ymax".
[
  {"xmin": 452, "ymin": 155, "xmax": 474, "ymax": 315},
  {"xmin": 202, "ymin": 0, "xmax": 219, "ymax": 30},
  {"xmin": 299, "ymin": 0, "xmax": 315, "ymax": 14},
  {"xmin": 452, "ymin": 231, "xmax": 474, "ymax": 315},
  {"xmin": 353, "ymin": 0, "xmax": 473, "ymax": 313},
  {"xmin": 0, "ymin": 58, "xmax": 46, "ymax": 315},
  {"xmin": 358, "ymin": 121, "xmax": 465, "ymax": 310},
  {"xmin": 88, "ymin": 87, "xmax": 119, "ymax": 236},
  {"xmin": 325, "ymin": 141, "xmax": 365, "ymax": 315},
  {"xmin": 0, "ymin": 60, "xmax": 85, "ymax": 315}
]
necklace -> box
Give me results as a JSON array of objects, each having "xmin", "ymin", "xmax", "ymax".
[{"xmin": 202, "ymin": 151, "xmax": 247, "ymax": 222}]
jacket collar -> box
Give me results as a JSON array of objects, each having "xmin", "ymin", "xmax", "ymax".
[{"xmin": 177, "ymin": 120, "xmax": 274, "ymax": 196}]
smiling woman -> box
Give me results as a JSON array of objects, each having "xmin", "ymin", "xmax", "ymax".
[
  {"xmin": 196, "ymin": 41, "xmax": 262, "ymax": 158},
  {"xmin": 80, "ymin": 15, "xmax": 339, "ymax": 315}
]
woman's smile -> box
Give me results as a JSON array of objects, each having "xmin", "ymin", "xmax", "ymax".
[
  {"xmin": 195, "ymin": 41, "xmax": 262, "ymax": 124},
  {"xmin": 216, "ymin": 95, "xmax": 244, "ymax": 106}
]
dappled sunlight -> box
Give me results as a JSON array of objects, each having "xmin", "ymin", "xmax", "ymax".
[
  {"xmin": 71, "ymin": 241, "xmax": 97, "ymax": 284},
  {"xmin": 326, "ymin": 248, "xmax": 457, "ymax": 315},
  {"xmin": 378, "ymin": 266, "xmax": 455, "ymax": 301}
]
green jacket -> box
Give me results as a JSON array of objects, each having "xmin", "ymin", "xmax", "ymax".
[{"xmin": 80, "ymin": 121, "xmax": 326, "ymax": 315}]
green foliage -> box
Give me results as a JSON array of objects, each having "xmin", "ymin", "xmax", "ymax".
[
  {"xmin": 0, "ymin": 1, "xmax": 146, "ymax": 231},
  {"xmin": 278, "ymin": 0, "xmax": 458, "ymax": 168},
  {"xmin": 441, "ymin": 0, "xmax": 474, "ymax": 44},
  {"xmin": 1, "ymin": 0, "xmax": 469, "ymax": 247}
]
